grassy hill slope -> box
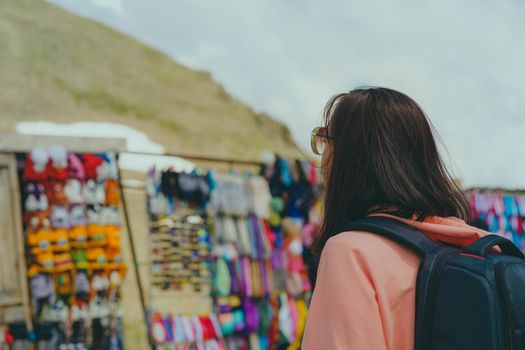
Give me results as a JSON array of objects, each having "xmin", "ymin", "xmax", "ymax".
[{"xmin": 0, "ymin": 0, "xmax": 299, "ymax": 159}]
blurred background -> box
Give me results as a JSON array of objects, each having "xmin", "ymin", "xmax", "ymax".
[
  {"xmin": 2, "ymin": 0, "xmax": 525, "ymax": 186},
  {"xmin": 0, "ymin": 1, "xmax": 524, "ymax": 349}
]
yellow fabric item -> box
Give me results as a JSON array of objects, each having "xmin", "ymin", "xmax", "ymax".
[
  {"xmin": 27, "ymin": 264, "xmax": 41, "ymax": 278},
  {"xmin": 106, "ymin": 243, "xmax": 125, "ymax": 275},
  {"xmin": 53, "ymin": 253, "xmax": 74, "ymax": 272},
  {"xmin": 87, "ymin": 224, "xmax": 107, "ymax": 247},
  {"xmin": 27, "ymin": 228, "xmax": 52, "ymax": 255},
  {"xmin": 54, "ymin": 271, "xmax": 73, "ymax": 295},
  {"xmin": 87, "ymin": 248, "xmax": 107, "ymax": 269},
  {"xmin": 36, "ymin": 252, "xmax": 54, "ymax": 272},
  {"xmin": 50, "ymin": 229, "xmax": 71, "ymax": 252},
  {"xmin": 69, "ymin": 226, "xmax": 88, "ymax": 249},
  {"xmin": 288, "ymin": 299, "xmax": 308, "ymax": 350},
  {"xmin": 105, "ymin": 180, "xmax": 120, "ymax": 206},
  {"xmin": 105, "ymin": 225, "xmax": 121, "ymax": 248}
]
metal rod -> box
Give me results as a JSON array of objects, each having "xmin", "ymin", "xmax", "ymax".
[{"xmin": 115, "ymin": 154, "xmax": 152, "ymax": 348}]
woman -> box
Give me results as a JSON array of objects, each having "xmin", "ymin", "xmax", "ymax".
[{"xmin": 302, "ymin": 87, "xmax": 488, "ymax": 350}]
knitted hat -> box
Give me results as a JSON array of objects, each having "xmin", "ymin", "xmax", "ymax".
[
  {"xmin": 87, "ymin": 205, "xmax": 101, "ymax": 224},
  {"xmin": 69, "ymin": 205, "xmax": 87, "ymax": 227},
  {"xmin": 96, "ymin": 153, "xmax": 118, "ymax": 181},
  {"xmin": 100, "ymin": 206, "xmax": 120, "ymax": 226},
  {"xmin": 30, "ymin": 272, "xmax": 55, "ymax": 304},
  {"xmin": 67, "ymin": 153, "xmax": 85, "ymax": 180},
  {"xmin": 71, "ymin": 249, "xmax": 89, "ymax": 270},
  {"xmin": 27, "ymin": 265, "xmax": 41, "ymax": 279},
  {"xmin": 82, "ymin": 154, "xmax": 104, "ymax": 180},
  {"xmin": 36, "ymin": 252, "xmax": 55, "ymax": 272},
  {"xmin": 106, "ymin": 247, "xmax": 125, "ymax": 274},
  {"xmin": 91, "ymin": 273, "xmax": 110, "ymax": 292},
  {"xmin": 83, "ymin": 179, "xmax": 105, "ymax": 205},
  {"xmin": 106, "ymin": 225, "xmax": 121, "ymax": 249},
  {"xmin": 23, "ymin": 148, "xmax": 49, "ymax": 181},
  {"xmin": 49, "ymin": 145, "xmax": 67, "ymax": 168},
  {"xmin": 54, "ymin": 270, "xmax": 74, "ymax": 297},
  {"xmin": 50, "ymin": 206, "xmax": 70, "ymax": 229},
  {"xmin": 47, "ymin": 181, "xmax": 68, "ymax": 206},
  {"xmin": 24, "ymin": 182, "xmax": 48, "ymax": 212},
  {"xmin": 47, "ymin": 145, "xmax": 68, "ymax": 181},
  {"xmin": 108, "ymin": 269, "xmax": 123, "ymax": 289},
  {"xmin": 27, "ymin": 227, "xmax": 52, "ymax": 255},
  {"xmin": 105, "ymin": 180, "xmax": 120, "ymax": 206},
  {"xmin": 69, "ymin": 226, "xmax": 88, "ymax": 249},
  {"xmin": 87, "ymin": 248, "xmax": 107, "ymax": 270},
  {"xmin": 50, "ymin": 229, "xmax": 70, "ymax": 254},
  {"xmin": 53, "ymin": 253, "xmax": 74, "ymax": 273},
  {"xmin": 87, "ymin": 224, "xmax": 107, "ymax": 247},
  {"xmin": 64, "ymin": 179, "xmax": 84, "ymax": 204}
]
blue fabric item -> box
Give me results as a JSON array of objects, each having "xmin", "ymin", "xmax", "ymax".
[
  {"xmin": 512, "ymin": 231, "xmax": 521, "ymax": 248},
  {"xmin": 489, "ymin": 215, "xmax": 499, "ymax": 233},
  {"xmin": 279, "ymin": 159, "xmax": 292, "ymax": 187},
  {"xmin": 97, "ymin": 153, "xmax": 111, "ymax": 163},
  {"xmin": 273, "ymin": 229, "xmax": 283, "ymax": 249},
  {"xmin": 503, "ymin": 196, "xmax": 516, "ymax": 217},
  {"xmin": 506, "ymin": 217, "xmax": 513, "ymax": 233},
  {"xmin": 259, "ymin": 335, "xmax": 269, "ymax": 349},
  {"xmin": 207, "ymin": 170, "xmax": 217, "ymax": 191},
  {"xmin": 164, "ymin": 316, "xmax": 174, "ymax": 342},
  {"xmin": 166, "ymin": 196, "xmax": 174, "ymax": 215}
]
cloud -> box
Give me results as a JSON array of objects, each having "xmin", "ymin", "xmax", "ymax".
[{"xmin": 49, "ymin": 0, "xmax": 525, "ymax": 188}]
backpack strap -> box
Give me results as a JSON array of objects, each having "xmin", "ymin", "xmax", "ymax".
[
  {"xmin": 465, "ymin": 234, "xmax": 524, "ymax": 259},
  {"xmin": 338, "ymin": 215, "xmax": 457, "ymax": 350},
  {"xmin": 336, "ymin": 216, "xmax": 441, "ymax": 256}
]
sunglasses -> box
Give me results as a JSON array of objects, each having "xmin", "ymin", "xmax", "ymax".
[{"xmin": 311, "ymin": 127, "xmax": 332, "ymax": 155}]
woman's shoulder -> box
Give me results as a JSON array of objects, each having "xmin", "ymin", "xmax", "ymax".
[
  {"xmin": 322, "ymin": 230, "xmax": 420, "ymax": 283},
  {"xmin": 327, "ymin": 230, "xmax": 396, "ymax": 250},
  {"xmin": 325, "ymin": 230, "xmax": 419, "ymax": 263}
]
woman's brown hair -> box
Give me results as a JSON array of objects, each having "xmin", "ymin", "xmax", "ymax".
[{"xmin": 314, "ymin": 87, "xmax": 471, "ymax": 253}]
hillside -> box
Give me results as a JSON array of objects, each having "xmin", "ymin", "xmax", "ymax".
[{"xmin": 0, "ymin": 0, "xmax": 299, "ymax": 160}]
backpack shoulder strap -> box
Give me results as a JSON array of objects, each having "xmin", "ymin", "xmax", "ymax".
[{"xmin": 336, "ymin": 215, "xmax": 441, "ymax": 256}]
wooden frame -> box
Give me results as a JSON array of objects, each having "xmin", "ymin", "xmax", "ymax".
[{"xmin": 0, "ymin": 153, "xmax": 32, "ymax": 330}]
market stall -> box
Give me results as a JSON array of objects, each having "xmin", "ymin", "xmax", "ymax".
[
  {"xmin": 467, "ymin": 188, "xmax": 525, "ymax": 250},
  {"xmin": 143, "ymin": 155, "xmax": 322, "ymax": 350},
  {"xmin": 0, "ymin": 133, "xmax": 131, "ymax": 350}
]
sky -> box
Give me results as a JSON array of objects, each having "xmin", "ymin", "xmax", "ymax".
[{"xmin": 48, "ymin": 0, "xmax": 525, "ymax": 188}]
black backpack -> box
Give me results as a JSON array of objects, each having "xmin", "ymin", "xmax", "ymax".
[{"xmin": 338, "ymin": 216, "xmax": 525, "ymax": 350}]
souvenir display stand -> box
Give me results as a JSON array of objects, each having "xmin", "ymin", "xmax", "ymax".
[
  {"xmin": 467, "ymin": 188, "xmax": 525, "ymax": 250},
  {"xmin": 0, "ymin": 134, "xmax": 132, "ymax": 350},
  {"xmin": 146, "ymin": 166, "xmax": 224, "ymax": 349},
  {"xmin": 144, "ymin": 155, "xmax": 322, "ymax": 350}
]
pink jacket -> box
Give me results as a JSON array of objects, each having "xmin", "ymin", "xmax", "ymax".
[{"xmin": 302, "ymin": 214, "xmax": 489, "ymax": 350}]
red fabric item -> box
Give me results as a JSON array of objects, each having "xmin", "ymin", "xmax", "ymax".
[
  {"xmin": 83, "ymin": 154, "xmax": 104, "ymax": 179},
  {"xmin": 23, "ymin": 157, "xmax": 49, "ymax": 182},
  {"xmin": 262, "ymin": 220, "xmax": 276, "ymax": 248},
  {"xmin": 268, "ymin": 296, "xmax": 280, "ymax": 349},
  {"xmin": 200, "ymin": 316, "xmax": 213, "ymax": 340},
  {"xmin": 309, "ymin": 162, "xmax": 318, "ymax": 185},
  {"xmin": 46, "ymin": 162, "xmax": 68, "ymax": 181},
  {"xmin": 517, "ymin": 216, "xmax": 524, "ymax": 233},
  {"xmin": 5, "ymin": 331, "xmax": 14, "ymax": 344},
  {"xmin": 68, "ymin": 153, "xmax": 86, "ymax": 180},
  {"xmin": 47, "ymin": 180, "xmax": 68, "ymax": 206}
]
